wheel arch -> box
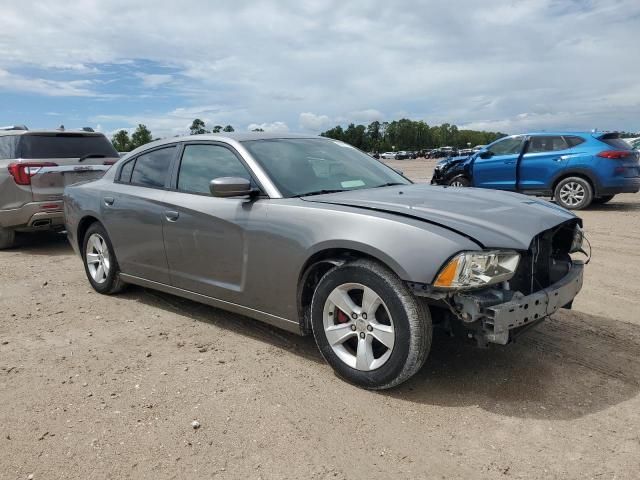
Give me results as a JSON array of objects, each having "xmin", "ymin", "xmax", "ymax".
[
  {"xmin": 76, "ymin": 215, "xmax": 102, "ymax": 252},
  {"xmin": 551, "ymin": 169, "xmax": 600, "ymax": 197},
  {"xmin": 296, "ymin": 247, "xmax": 406, "ymax": 335}
]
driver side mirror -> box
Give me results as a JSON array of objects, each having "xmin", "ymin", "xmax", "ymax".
[
  {"xmin": 479, "ymin": 150, "xmax": 494, "ymax": 159},
  {"xmin": 209, "ymin": 177, "xmax": 255, "ymax": 197}
]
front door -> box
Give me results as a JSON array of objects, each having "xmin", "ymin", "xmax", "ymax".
[
  {"xmin": 162, "ymin": 143, "xmax": 266, "ymax": 303},
  {"xmin": 472, "ymin": 136, "xmax": 525, "ymax": 190}
]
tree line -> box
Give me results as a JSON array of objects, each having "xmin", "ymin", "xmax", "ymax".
[
  {"xmin": 321, "ymin": 120, "xmax": 506, "ymax": 152},
  {"xmin": 110, "ymin": 119, "xmax": 240, "ymax": 152}
]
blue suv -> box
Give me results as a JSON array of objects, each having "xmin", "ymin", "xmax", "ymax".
[{"xmin": 430, "ymin": 132, "xmax": 640, "ymax": 209}]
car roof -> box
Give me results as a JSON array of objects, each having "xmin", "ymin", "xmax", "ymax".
[
  {"xmin": 519, "ymin": 131, "xmax": 594, "ymax": 136},
  {"xmin": 132, "ymin": 132, "xmax": 324, "ymax": 151},
  {"xmin": 0, "ymin": 129, "xmax": 105, "ymax": 137}
]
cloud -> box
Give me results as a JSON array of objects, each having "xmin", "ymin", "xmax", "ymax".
[
  {"xmin": 247, "ymin": 121, "xmax": 289, "ymax": 133},
  {"xmin": 299, "ymin": 112, "xmax": 331, "ymax": 131},
  {"xmin": 136, "ymin": 73, "xmax": 173, "ymax": 88},
  {"xmin": 1, "ymin": 0, "xmax": 639, "ymax": 134}
]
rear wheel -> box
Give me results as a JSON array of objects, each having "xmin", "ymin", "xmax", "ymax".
[
  {"xmin": 554, "ymin": 176, "xmax": 593, "ymax": 210},
  {"xmin": 82, "ymin": 223, "xmax": 126, "ymax": 294},
  {"xmin": 592, "ymin": 195, "xmax": 615, "ymax": 205},
  {"xmin": 311, "ymin": 259, "xmax": 431, "ymax": 390},
  {"xmin": 0, "ymin": 227, "xmax": 16, "ymax": 250},
  {"xmin": 448, "ymin": 175, "xmax": 470, "ymax": 187}
]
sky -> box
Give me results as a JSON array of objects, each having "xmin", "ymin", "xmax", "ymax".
[{"xmin": 1, "ymin": 0, "xmax": 639, "ymax": 139}]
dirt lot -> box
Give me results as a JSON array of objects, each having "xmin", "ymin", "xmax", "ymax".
[{"xmin": 1, "ymin": 159, "xmax": 639, "ymax": 479}]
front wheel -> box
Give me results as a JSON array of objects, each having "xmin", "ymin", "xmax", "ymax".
[
  {"xmin": 311, "ymin": 259, "xmax": 432, "ymax": 390},
  {"xmin": 554, "ymin": 177, "xmax": 593, "ymax": 210},
  {"xmin": 448, "ymin": 175, "xmax": 470, "ymax": 187},
  {"xmin": 82, "ymin": 222, "xmax": 126, "ymax": 294}
]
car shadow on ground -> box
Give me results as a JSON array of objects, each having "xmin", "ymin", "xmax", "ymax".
[
  {"xmin": 122, "ymin": 286, "xmax": 640, "ymax": 421},
  {"xmin": 586, "ymin": 201, "xmax": 640, "ymax": 212},
  {"xmin": 6, "ymin": 231, "xmax": 72, "ymax": 256}
]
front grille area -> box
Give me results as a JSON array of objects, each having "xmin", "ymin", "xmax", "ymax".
[{"xmin": 509, "ymin": 219, "xmax": 579, "ymax": 295}]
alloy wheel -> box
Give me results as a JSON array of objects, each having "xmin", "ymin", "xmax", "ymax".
[
  {"xmin": 559, "ymin": 181, "xmax": 585, "ymax": 207},
  {"xmin": 85, "ymin": 233, "xmax": 110, "ymax": 284},
  {"xmin": 322, "ymin": 283, "xmax": 395, "ymax": 371}
]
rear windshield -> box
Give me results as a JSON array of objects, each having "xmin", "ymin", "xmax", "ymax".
[
  {"xmin": 598, "ymin": 134, "xmax": 632, "ymax": 151},
  {"xmin": 18, "ymin": 134, "xmax": 118, "ymax": 159}
]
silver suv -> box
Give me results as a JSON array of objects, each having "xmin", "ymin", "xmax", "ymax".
[{"xmin": 0, "ymin": 125, "xmax": 118, "ymax": 248}]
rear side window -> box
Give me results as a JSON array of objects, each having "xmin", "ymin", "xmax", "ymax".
[
  {"xmin": 130, "ymin": 146, "xmax": 175, "ymax": 188},
  {"xmin": 118, "ymin": 159, "xmax": 135, "ymax": 183},
  {"xmin": 0, "ymin": 135, "xmax": 20, "ymax": 159},
  {"xmin": 487, "ymin": 136, "xmax": 524, "ymax": 156},
  {"xmin": 177, "ymin": 144, "xmax": 251, "ymax": 195},
  {"xmin": 564, "ymin": 136, "xmax": 585, "ymax": 148},
  {"xmin": 599, "ymin": 134, "xmax": 632, "ymax": 150},
  {"xmin": 527, "ymin": 136, "xmax": 568, "ymax": 153},
  {"xmin": 18, "ymin": 134, "xmax": 118, "ymax": 159}
]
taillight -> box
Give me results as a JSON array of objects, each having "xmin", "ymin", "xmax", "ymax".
[
  {"xmin": 7, "ymin": 162, "xmax": 58, "ymax": 185},
  {"xmin": 597, "ymin": 150, "xmax": 632, "ymax": 159}
]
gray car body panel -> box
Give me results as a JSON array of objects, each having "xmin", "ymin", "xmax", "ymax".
[{"xmin": 64, "ymin": 134, "xmax": 577, "ymax": 332}]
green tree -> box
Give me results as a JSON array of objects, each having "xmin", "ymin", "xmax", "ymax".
[
  {"xmin": 111, "ymin": 130, "xmax": 131, "ymax": 152},
  {"xmin": 252, "ymin": 128, "xmax": 265, "ymax": 132},
  {"xmin": 222, "ymin": 125, "xmax": 235, "ymax": 132},
  {"xmin": 130, "ymin": 124, "xmax": 153, "ymax": 149},
  {"xmin": 189, "ymin": 118, "xmax": 209, "ymax": 135},
  {"xmin": 211, "ymin": 125, "xmax": 223, "ymax": 133}
]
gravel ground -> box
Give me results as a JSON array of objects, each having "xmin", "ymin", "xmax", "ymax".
[{"xmin": 1, "ymin": 159, "xmax": 639, "ymax": 479}]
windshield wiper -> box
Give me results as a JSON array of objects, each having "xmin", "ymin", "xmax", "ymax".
[
  {"xmin": 78, "ymin": 153, "xmax": 107, "ymax": 162},
  {"xmin": 295, "ymin": 189, "xmax": 346, "ymax": 197},
  {"xmin": 372, "ymin": 182, "xmax": 406, "ymax": 188}
]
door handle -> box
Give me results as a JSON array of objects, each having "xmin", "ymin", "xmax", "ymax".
[
  {"xmin": 104, "ymin": 196, "xmax": 114, "ymax": 206},
  {"xmin": 164, "ymin": 210, "xmax": 179, "ymax": 222},
  {"xmin": 504, "ymin": 160, "xmax": 515, "ymax": 165},
  {"xmin": 553, "ymin": 157, "xmax": 563, "ymax": 162}
]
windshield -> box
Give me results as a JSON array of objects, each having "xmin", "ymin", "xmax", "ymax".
[
  {"xmin": 242, "ymin": 138, "xmax": 410, "ymax": 197},
  {"xmin": 19, "ymin": 133, "xmax": 119, "ymax": 159}
]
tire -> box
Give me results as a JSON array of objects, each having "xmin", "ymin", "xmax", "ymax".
[
  {"xmin": 81, "ymin": 222, "xmax": 126, "ymax": 294},
  {"xmin": 448, "ymin": 175, "xmax": 470, "ymax": 187},
  {"xmin": 592, "ymin": 195, "xmax": 615, "ymax": 205},
  {"xmin": 310, "ymin": 259, "xmax": 432, "ymax": 390},
  {"xmin": 0, "ymin": 227, "xmax": 16, "ymax": 250},
  {"xmin": 554, "ymin": 176, "xmax": 593, "ymax": 210}
]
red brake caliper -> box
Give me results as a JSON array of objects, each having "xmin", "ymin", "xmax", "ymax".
[{"xmin": 335, "ymin": 309, "xmax": 349, "ymax": 324}]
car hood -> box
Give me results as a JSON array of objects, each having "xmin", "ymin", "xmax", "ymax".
[{"xmin": 303, "ymin": 184, "xmax": 576, "ymax": 250}]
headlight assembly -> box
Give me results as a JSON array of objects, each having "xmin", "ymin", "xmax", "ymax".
[
  {"xmin": 569, "ymin": 224, "xmax": 584, "ymax": 253},
  {"xmin": 434, "ymin": 250, "xmax": 521, "ymax": 290}
]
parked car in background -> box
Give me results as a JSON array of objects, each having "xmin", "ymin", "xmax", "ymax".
[
  {"xmin": 395, "ymin": 151, "xmax": 410, "ymax": 160},
  {"xmin": 430, "ymin": 132, "xmax": 640, "ymax": 209},
  {"xmin": 472, "ymin": 145, "xmax": 487, "ymax": 152},
  {"xmin": 624, "ymin": 137, "xmax": 640, "ymax": 150},
  {"xmin": 0, "ymin": 125, "xmax": 118, "ymax": 248},
  {"xmin": 457, "ymin": 148, "xmax": 474, "ymax": 157},
  {"xmin": 64, "ymin": 133, "xmax": 586, "ymax": 389},
  {"xmin": 380, "ymin": 152, "xmax": 397, "ymax": 159}
]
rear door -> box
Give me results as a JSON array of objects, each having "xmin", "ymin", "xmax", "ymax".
[
  {"xmin": 20, "ymin": 133, "xmax": 119, "ymax": 202},
  {"xmin": 518, "ymin": 135, "xmax": 576, "ymax": 191},
  {"xmin": 101, "ymin": 145, "xmax": 176, "ymax": 284},
  {"xmin": 472, "ymin": 136, "xmax": 525, "ymax": 190}
]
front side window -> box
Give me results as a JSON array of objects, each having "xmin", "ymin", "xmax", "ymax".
[
  {"xmin": 527, "ymin": 136, "xmax": 568, "ymax": 153},
  {"xmin": 177, "ymin": 144, "xmax": 252, "ymax": 195},
  {"xmin": 130, "ymin": 146, "xmax": 175, "ymax": 188},
  {"xmin": 242, "ymin": 138, "xmax": 410, "ymax": 197},
  {"xmin": 487, "ymin": 136, "xmax": 524, "ymax": 156}
]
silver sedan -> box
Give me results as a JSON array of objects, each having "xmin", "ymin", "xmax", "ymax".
[{"xmin": 64, "ymin": 133, "xmax": 585, "ymax": 389}]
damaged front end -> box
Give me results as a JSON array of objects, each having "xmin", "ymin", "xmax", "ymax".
[{"xmin": 411, "ymin": 219, "xmax": 587, "ymax": 346}]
